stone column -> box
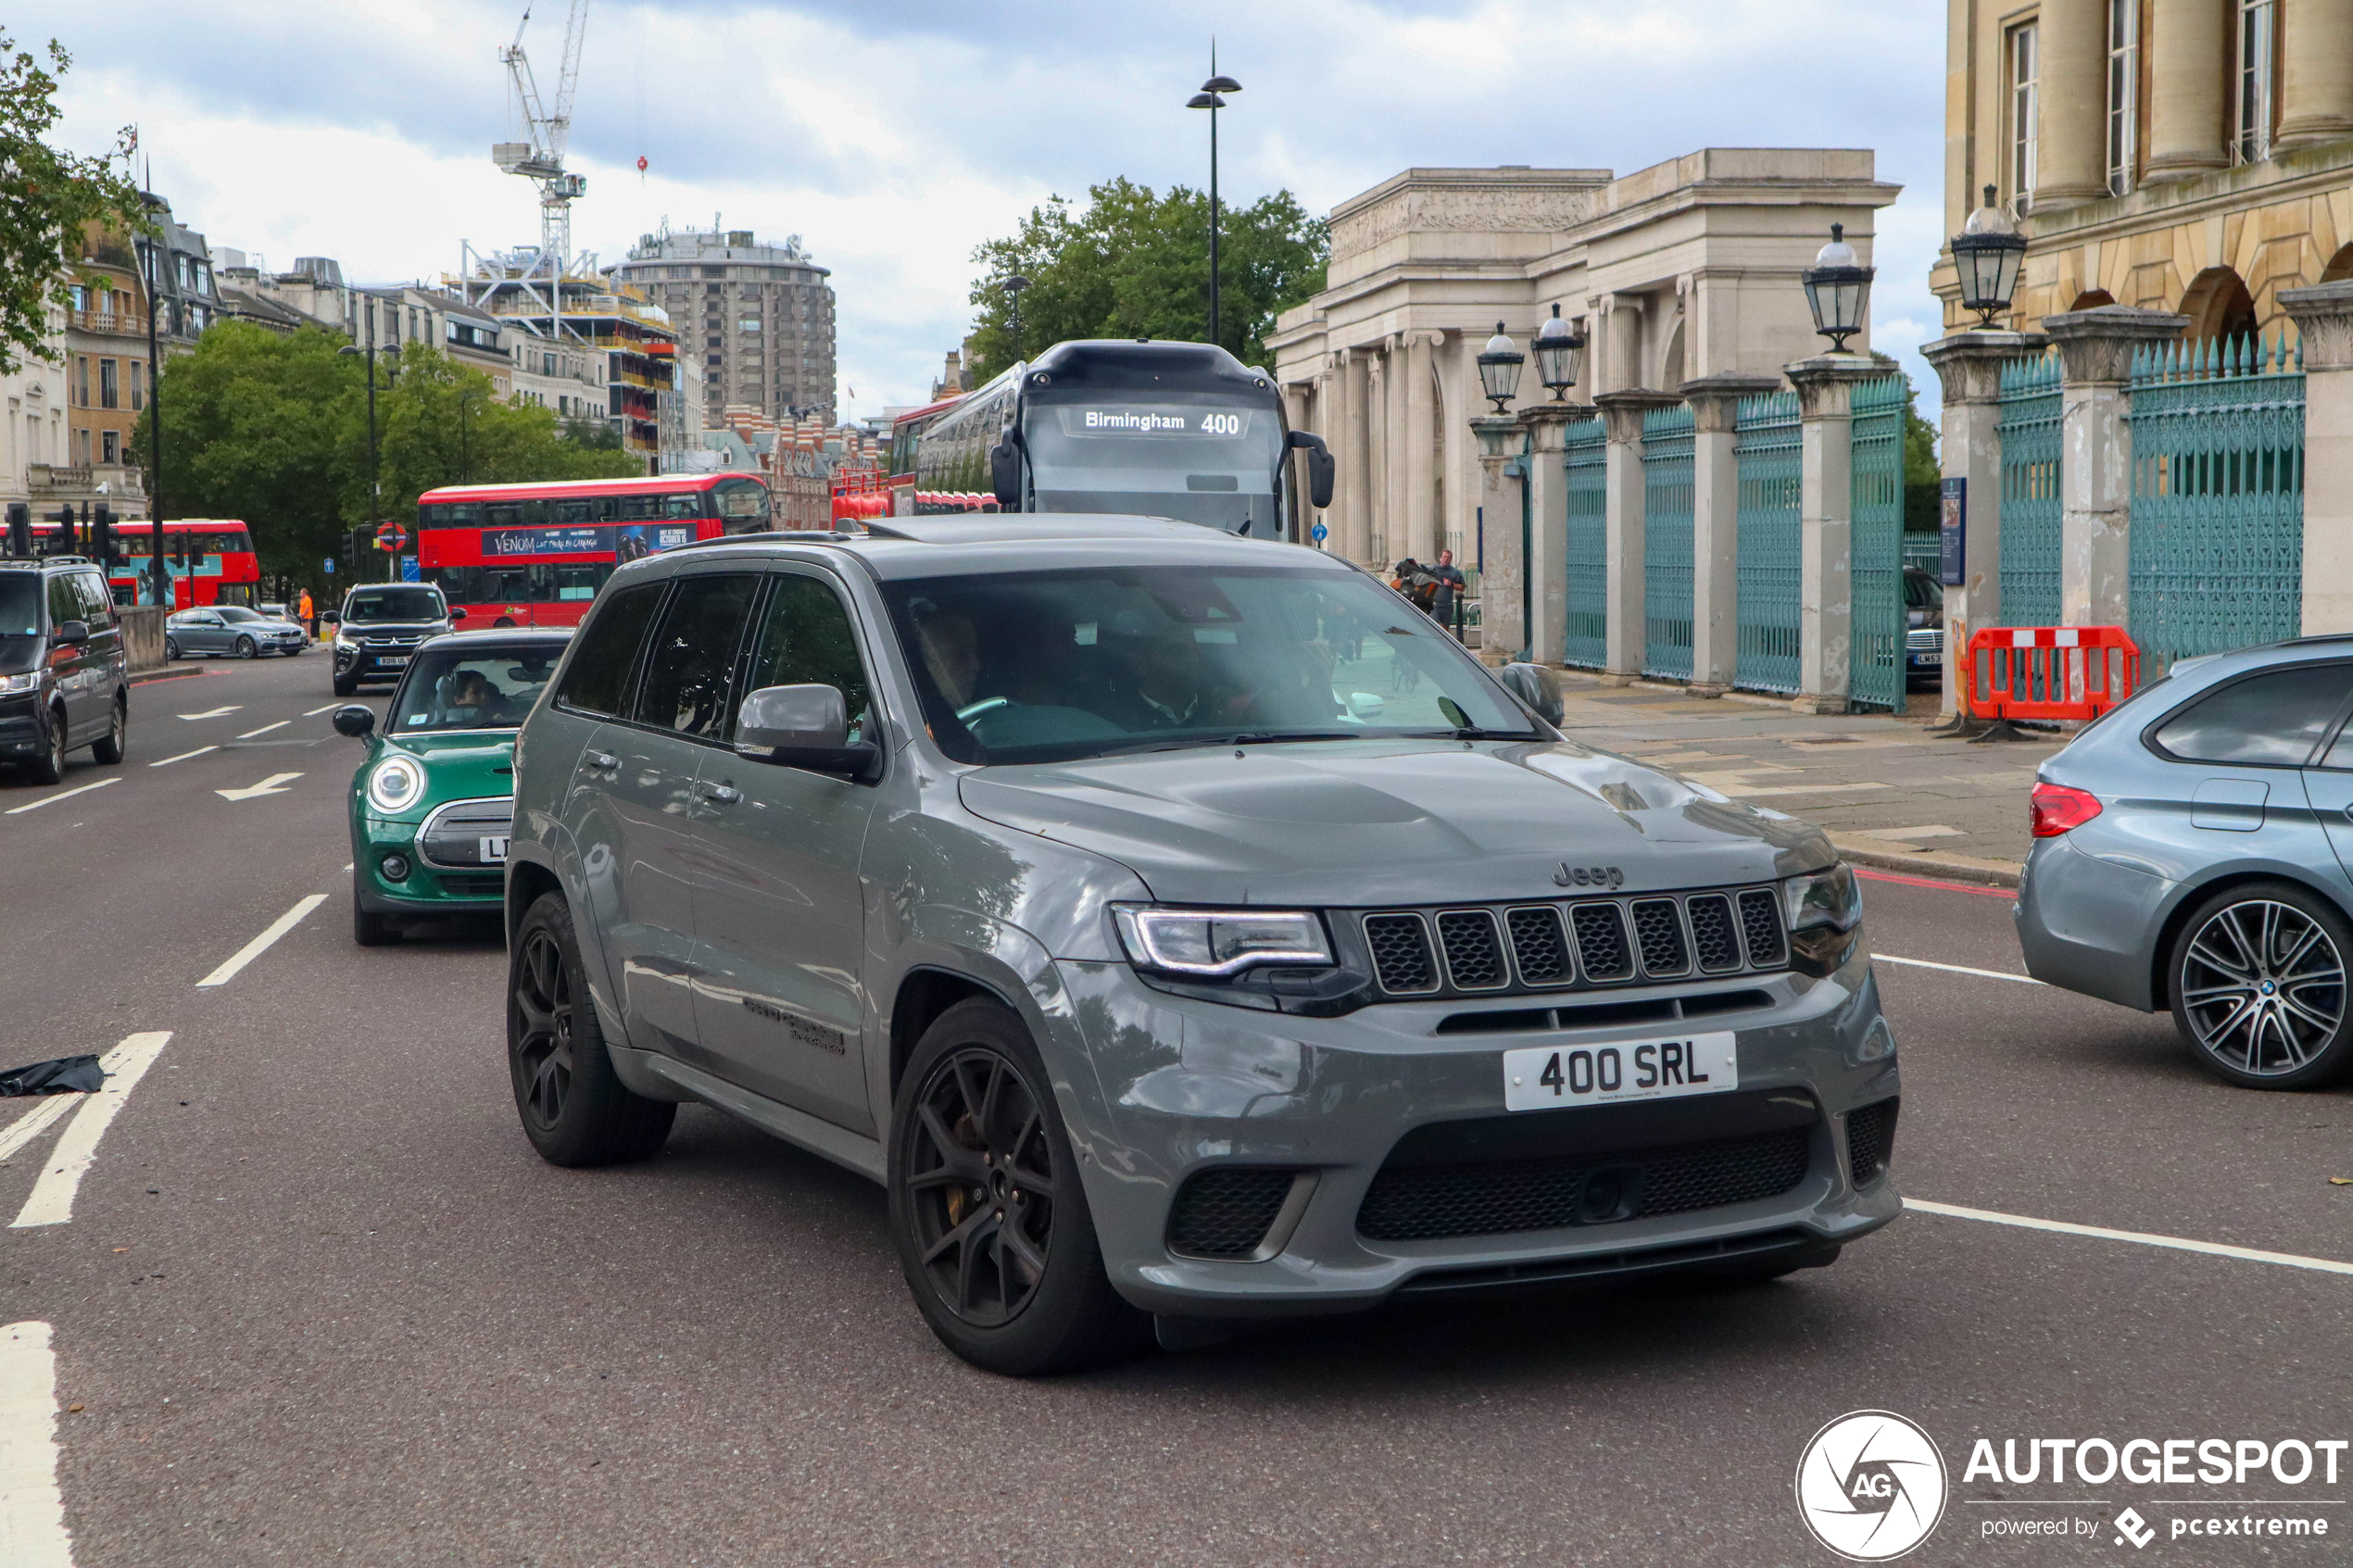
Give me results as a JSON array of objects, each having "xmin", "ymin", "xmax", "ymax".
[
  {"xmin": 2279, "ymin": 0, "xmax": 2353, "ymax": 147},
  {"xmin": 1680, "ymin": 372, "xmax": 1784, "ymax": 696},
  {"xmin": 2044, "ymin": 306, "xmax": 2187, "ymax": 627},
  {"xmin": 1404, "ymin": 331, "xmax": 1439, "ymax": 562},
  {"xmin": 1472, "ymin": 413, "xmax": 1528, "ymax": 664},
  {"xmin": 1365, "ymin": 351, "xmax": 1390, "ymax": 564},
  {"xmin": 1592, "ymin": 390, "xmax": 1681, "ymax": 682},
  {"xmin": 2281, "ymin": 282, "xmax": 2353, "ymax": 632},
  {"xmin": 1786, "ymin": 355, "xmax": 1893, "ymax": 713},
  {"xmin": 1336, "ymin": 351, "xmax": 1368, "ymax": 563},
  {"xmin": 1520, "ymin": 403, "xmax": 1583, "ymax": 668},
  {"xmin": 2032, "ymin": 0, "xmax": 2110, "ymax": 209},
  {"xmin": 2145, "ymin": 0, "xmax": 2230, "ymax": 183},
  {"xmin": 1921, "ymin": 329, "xmax": 2052, "ymax": 715}
]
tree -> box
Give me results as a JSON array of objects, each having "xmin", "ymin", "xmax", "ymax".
[
  {"xmin": 963, "ymin": 177, "xmax": 1328, "ymax": 384},
  {"xmin": 0, "ymin": 32, "xmax": 143, "ymax": 374},
  {"xmin": 1902, "ymin": 380, "xmax": 1942, "ymax": 533},
  {"xmin": 375, "ymin": 344, "xmax": 642, "ymax": 515}
]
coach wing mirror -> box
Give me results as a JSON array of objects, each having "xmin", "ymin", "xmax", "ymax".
[
  {"xmin": 736, "ymin": 684, "xmax": 881, "ymax": 781},
  {"xmin": 989, "ymin": 440, "xmax": 1023, "ymax": 509},
  {"xmin": 1287, "ymin": 430, "xmax": 1336, "ymax": 509},
  {"xmin": 1498, "ymin": 661, "xmax": 1564, "ymax": 726},
  {"xmin": 52, "ymin": 620, "xmax": 88, "ymax": 647},
  {"xmin": 332, "ymin": 704, "xmax": 376, "ymax": 738}
]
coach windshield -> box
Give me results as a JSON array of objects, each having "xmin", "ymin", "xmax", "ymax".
[{"xmin": 1022, "ymin": 393, "xmax": 1287, "ymax": 535}]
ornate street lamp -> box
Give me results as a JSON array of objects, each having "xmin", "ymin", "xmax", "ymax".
[
  {"xmin": 1186, "ymin": 50, "xmax": 1241, "ymax": 347},
  {"xmin": 1530, "ymin": 303, "xmax": 1585, "ymax": 399},
  {"xmin": 1477, "ymin": 322, "xmax": 1525, "ymax": 412},
  {"xmin": 1949, "ymin": 184, "xmax": 2029, "ymax": 329},
  {"xmin": 1802, "ymin": 222, "xmax": 1874, "ymax": 353}
]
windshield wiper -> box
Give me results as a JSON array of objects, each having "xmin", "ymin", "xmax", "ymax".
[
  {"xmin": 1397, "ymin": 727, "xmax": 1541, "ymax": 741},
  {"xmin": 1082, "ymin": 730, "xmax": 1364, "ymax": 758}
]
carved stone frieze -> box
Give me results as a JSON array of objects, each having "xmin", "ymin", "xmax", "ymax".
[{"xmin": 1330, "ymin": 185, "xmax": 1599, "ymax": 260}]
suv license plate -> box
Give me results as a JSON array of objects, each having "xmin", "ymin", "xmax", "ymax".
[
  {"xmin": 479, "ymin": 835, "xmax": 509, "ymax": 864},
  {"xmin": 1503, "ymin": 1032, "xmax": 1738, "ymax": 1112},
  {"xmin": 378, "ymin": 655, "xmax": 409, "ymax": 668}
]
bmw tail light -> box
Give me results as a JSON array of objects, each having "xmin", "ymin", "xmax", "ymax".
[{"xmin": 2029, "ymin": 782, "xmax": 2102, "ymax": 837}]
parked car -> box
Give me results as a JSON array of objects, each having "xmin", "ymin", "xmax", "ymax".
[
  {"xmin": 0, "ymin": 557, "xmax": 129, "ymax": 784},
  {"xmin": 503, "ymin": 515, "xmax": 1899, "ymax": 1375},
  {"xmin": 333, "ymin": 583, "xmax": 461, "ymax": 696},
  {"xmin": 2017, "ymin": 637, "xmax": 2353, "ymax": 1088},
  {"xmin": 165, "ymin": 604, "xmax": 308, "ymax": 660},
  {"xmin": 333, "ymin": 628, "xmax": 569, "ymax": 945},
  {"xmin": 1903, "ymin": 568, "xmax": 1943, "ymax": 687}
]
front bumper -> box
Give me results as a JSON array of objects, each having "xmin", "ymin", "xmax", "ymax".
[
  {"xmin": 0, "ymin": 690, "xmax": 43, "ymax": 754},
  {"xmin": 1049, "ymin": 944, "xmax": 1902, "ymax": 1317},
  {"xmin": 351, "ymin": 812, "xmax": 504, "ymax": 914},
  {"xmin": 334, "ymin": 645, "xmax": 419, "ymax": 681}
]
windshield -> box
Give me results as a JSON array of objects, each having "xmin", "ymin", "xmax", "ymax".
[
  {"xmin": 1023, "ymin": 395, "xmax": 1286, "ymax": 534},
  {"xmin": 346, "ymin": 588, "xmax": 447, "ymax": 623},
  {"xmin": 0, "ymin": 576, "xmax": 37, "ymax": 638},
  {"xmin": 388, "ymin": 646, "xmax": 560, "ymax": 733},
  {"xmin": 880, "ymin": 564, "xmax": 1537, "ymax": 766}
]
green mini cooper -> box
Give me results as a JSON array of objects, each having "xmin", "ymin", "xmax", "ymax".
[{"xmin": 333, "ymin": 628, "xmax": 571, "ymax": 945}]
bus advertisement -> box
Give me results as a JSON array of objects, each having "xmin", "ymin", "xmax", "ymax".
[
  {"xmin": 905, "ymin": 340, "xmax": 1334, "ymax": 540},
  {"xmin": 415, "ymin": 473, "xmax": 774, "ymax": 626},
  {"xmin": 30, "ymin": 518, "xmax": 261, "ymax": 608}
]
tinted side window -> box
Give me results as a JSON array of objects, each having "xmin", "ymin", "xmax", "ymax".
[
  {"xmin": 74, "ymin": 572, "xmax": 113, "ymax": 628},
  {"xmin": 744, "ymin": 575, "xmax": 873, "ymax": 743},
  {"xmin": 556, "ymin": 583, "xmax": 665, "ymax": 717},
  {"xmin": 634, "ymin": 574, "xmax": 759, "ymax": 738},
  {"xmin": 46, "ymin": 573, "xmax": 79, "ymax": 628},
  {"xmin": 2153, "ymin": 665, "xmax": 2353, "ymax": 766}
]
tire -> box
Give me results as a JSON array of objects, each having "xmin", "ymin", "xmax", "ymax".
[
  {"xmin": 163, "ymin": 635, "xmax": 179, "ymax": 661},
  {"xmin": 353, "ymin": 895, "xmax": 397, "ymax": 947},
  {"xmin": 90, "ymin": 695, "xmax": 126, "ymax": 765},
  {"xmin": 23, "ymin": 704, "xmax": 65, "ymax": 786},
  {"xmin": 2169, "ymin": 880, "xmax": 2353, "ymax": 1089},
  {"xmin": 507, "ymin": 892, "xmax": 675, "ymax": 1165},
  {"xmin": 887, "ymin": 997, "xmax": 1151, "ymax": 1376},
  {"xmin": 333, "ymin": 672, "xmax": 358, "ymax": 697},
  {"xmin": 235, "ymin": 635, "xmax": 257, "ymax": 659}
]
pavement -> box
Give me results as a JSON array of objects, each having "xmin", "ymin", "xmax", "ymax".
[{"xmin": 4, "ymin": 654, "xmax": 2350, "ymax": 1566}]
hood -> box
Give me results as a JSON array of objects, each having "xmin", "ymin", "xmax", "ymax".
[
  {"xmin": 958, "ymin": 738, "xmax": 1832, "ymax": 907},
  {"xmin": 374, "ymin": 732, "xmax": 517, "ymax": 809}
]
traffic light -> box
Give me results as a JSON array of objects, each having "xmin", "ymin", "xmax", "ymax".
[
  {"xmin": 93, "ymin": 506, "xmax": 115, "ymax": 568},
  {"xmin": 49, "ymin": 506, "xmax": 72, "ymax": 556},
  {"xmin": 5, "ymin": 503, "xmax": 27, "ymax": 558},
  {"xmin": 177, "ymin": 524, "xmax": 194, "ymax": 570}
]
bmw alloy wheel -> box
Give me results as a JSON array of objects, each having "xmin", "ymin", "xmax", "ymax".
[{"xmin": 2178, "ymin": 897, "xmax": 2347, "ymax": 1079}]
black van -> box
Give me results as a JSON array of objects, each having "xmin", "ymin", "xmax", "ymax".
[{"xmin": 0, "ymin": 557, "xmax": 130, "ymax": 784}]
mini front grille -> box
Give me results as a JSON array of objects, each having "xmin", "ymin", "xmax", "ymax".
[
  {"xmin": 1629, "ymin": 898, "xmax": 1689, "ymax": 976},
  {"xmin": 1505, "ymin": 906, "xmax": 1571, "ymax": 985},
  {"xmin": 1364, "ymin": 913, "xmax": 1438, "ymax": 994},
  {"xmin": 1435, "ymin": 909, "xmax": 1508, "ymax": 990},
  {"xmin": 1167, "ymin": 1169, "xmax": 1296, "ymax": 1258},
  {"xmin": 419, "ymin": 797, "xmax": 515, "ymax": 869},
  {"xmin": 1686, "ymin": 894, "xmax": 1742, "ymax": 972},
  {"xmin": 1570, "ymin": 903, "xmax": 1634, "ymax": 982},
  {"xmin": 1738, "ymin": 889, "xmax": 1788, "ymax": 967},
  {"xmin": 1846, "ymin": 1098, "xmax": 1899, "ymax": 1185}
]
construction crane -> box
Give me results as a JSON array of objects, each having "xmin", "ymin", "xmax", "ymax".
[{"xmin": 490, "ymin": 0, "xmax": 592, "ymax": 327}]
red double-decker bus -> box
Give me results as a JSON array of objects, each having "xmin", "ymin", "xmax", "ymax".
[
  {"xmin": 30, "ymin": 517, "xmax": 262, "ymax": 608},
  {"xmin": 415, "ymin": 473, "xmax": 774, "ymax": 627}
]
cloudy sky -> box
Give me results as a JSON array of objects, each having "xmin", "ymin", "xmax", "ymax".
[{"xmin": 49, "ymin": 0, "xmax": 1947, "ymax": 421}]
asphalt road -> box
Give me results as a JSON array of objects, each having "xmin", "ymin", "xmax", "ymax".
[{"xmin": 4, "ymin": 653, "xmax": 2349, "ymax": 1567}]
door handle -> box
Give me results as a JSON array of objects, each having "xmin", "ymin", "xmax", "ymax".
[
  {"xmin": 698, "ymin": 781, "xmax": 742, "ymax": 805},
  {"xmin": 584, "ymin": 750, "xmax": 618, "ymax": 771}
]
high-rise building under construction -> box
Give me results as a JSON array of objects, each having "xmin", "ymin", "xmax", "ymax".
[{"xmin": 610, "ymin": 224, "xmax": 836, "ymax": 427}]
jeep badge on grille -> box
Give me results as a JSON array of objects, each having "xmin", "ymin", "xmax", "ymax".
[{"xmin": 1554, "ymin": 864, "xmax": 1626, "ymax": 889}]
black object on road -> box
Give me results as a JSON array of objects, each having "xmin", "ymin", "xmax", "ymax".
[{"xmin": 0, "ymin": 1054, "xmax": 105, "ymax": 1096}]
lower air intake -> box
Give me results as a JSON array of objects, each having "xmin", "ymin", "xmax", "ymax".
[
  {"xmin": 1845, "ymin": 1098, "xmax": 1899, "ymax": 1185},
  {"xmin": 1167, "ymin": 1168, "xmax": 1295, "ymax": 1259}
]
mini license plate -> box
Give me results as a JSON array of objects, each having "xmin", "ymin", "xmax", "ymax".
[
  {"xmin": 378, "ymin": 655, "xmax": 409, "ymax": 668},
  {"xmin": 478, "ymin": 835, "xmax": 510, "ymax": 864},
  {"xmin": 1503, "ymin": 1032, "xmax": 1738, "ymax": 1112}
]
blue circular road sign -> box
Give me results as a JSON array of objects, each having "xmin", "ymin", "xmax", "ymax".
[{"xmin": 1310, "ymin": 521, "xmax": 1328, "ymax": 543}]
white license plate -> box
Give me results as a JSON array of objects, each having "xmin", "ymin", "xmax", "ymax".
[
  {"xmin": 478, "ymin": 835, "xmax": 509, "ymax": 864},
  {"xmin": 378, "ymin": 655, "xmax": 409, "ymax": 667},
  {"xmin": 1503, "ymin": 1032, "xmax": 1738, "ymax": 1112}
]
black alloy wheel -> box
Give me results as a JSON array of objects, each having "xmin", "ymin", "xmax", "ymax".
[
  {"xmin": 235, "ymin": 634, "xmax": 257, "ymax": 659},
  {"xmin": 511, "ymin": 923, "xmax": 575, "ymax": 1134},
  {"xmin": 25, "ymin": 703, "xmax": 66, "ymax": 785},
  {"xmin": 506, "ymin": 892, "xmax": 675, "ymax": 1164},
  {"xmin": 2171, "ymin": 882, "xmax": 2353, "ymax": 1088},
  {"xmin": 163, "ymin": 634, "xmax": 179, "ymax": 660},
  {"xmin": 91, "ymin": 696, "xmax": 126, "ymax": 765}
]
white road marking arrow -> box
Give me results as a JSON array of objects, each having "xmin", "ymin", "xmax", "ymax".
[
  {"xmin": 178, "ymin": 706, "xmax": 241, "ymax": 721},
  {"xmin": 215, "ymin": 771, "xmax": 302, "ymax": 801}
]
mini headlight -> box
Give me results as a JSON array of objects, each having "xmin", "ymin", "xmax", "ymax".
[
  {"xmin": 1782, "ymin": 863, "xmax": 1862, "ymax": 935},
  {"xmin": 1113, "ymin": 906, "xmax": 1333, "ymax": 977},
  {"xmin": 366, "ymin": 755, "xmax": 425, "ymax": 813}
]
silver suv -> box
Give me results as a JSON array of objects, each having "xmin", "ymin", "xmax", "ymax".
[{"xmin": 503, "ymin": 517, "xmax": 1900, "ymax": 1374}]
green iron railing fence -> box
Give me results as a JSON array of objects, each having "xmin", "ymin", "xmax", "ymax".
[
  {"xmin": 1641, "ymin": 404, "xmax": 1695, "ymax": 680},
  {"xmin": 2126, "ymin": 334, "xmax": 2304, "ymax": 671},
  {"xmin": 1564, "ymin": 419, "xmax": 1608, "ymax": 669},
  {"xmin": 1733, "ymin": 390, "xmax": 1803, "ymax": 694},
  {"xmin": 1848, "ymin": 375, "xmax": 1908, "ymax": 712},
  {"xmin": 1994, "ymin": 352, "xmax": 2062, "ymax": 628}
]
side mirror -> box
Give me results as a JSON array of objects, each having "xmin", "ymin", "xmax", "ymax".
[
  {"xmin": 736, "ymin": 684, "xmax": 879, "ymax": 779},
  {"xmin": 447, "ymin": 606, "xmax": 467, "ymax": 621},
  {"xmin": 1288, "ymin": 430, "xmax": 1337, "ymax": 510},
  {"xmin": 53, "ymin": 620, "xmax": 88, "ymax": 647},
  {"xmin": 1497, "ymin": 661, "xmax": 1564, "ymax": 726},
  {"xmin": 989, "ymin": 441, "xmax": 1022, "ymax": 509},
  {"xmin": 332, "ymin": 704, "xmax": 376, "ymax": 738}
]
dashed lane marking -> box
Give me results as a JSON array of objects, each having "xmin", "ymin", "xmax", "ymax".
[
  {"xmin": 0, "ymin": 1321, "xmax": 73, "ymax": 1567},
  {"xmin": 214, "ymin": 771, "xmax": 301, "ymax": 802},
  {"xmin": 235, "ymin": 720, "xmax": 289, "ymax": 739},
  {"xmin": 10, "ymin": 1031, "xmax": 170, "ymax": 1230},
  {"xmin": 1906, "ymin": 1197, "xmax": 2353, "ymax": 1277},
  {"xmin": 3, "ymin": 780, "xmax": 120, "ymax": 816},
  {"xmin": 195, "ymin": 895, "xmax": 326, "ymax": 987},
  {"xmin": 301, "ymin": 703, "xmax": 341, "ymax": 716},
  {"xmin": 1875, "ymin": 954, "xmax": 2045, "ymax": 985},
  {"xmin": 175, "ymin": 706, "xmax": 239, "ymax": 721},
  {"xmin": 148, "ymin": 746, "xmax": 217, "ymax": 768}
]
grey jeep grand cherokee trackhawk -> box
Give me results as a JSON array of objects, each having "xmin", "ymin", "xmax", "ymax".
[{"xmin": 504, "ymin": 516, "xmax": 1901, "ymax": 1374}]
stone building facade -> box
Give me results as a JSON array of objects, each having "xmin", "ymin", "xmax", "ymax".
[
  {"xmin": 608, "ymin": 226, "xmax": 837, "ymax": 426},
  {"xmin": 1935, "ymin": 0, "xmax": 2353, "ymax": 339},
  {"xmin": 1267, "ymin": 150, "xmax": 1899, "ymax": 570}
]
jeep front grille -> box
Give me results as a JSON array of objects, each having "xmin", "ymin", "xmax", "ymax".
[{"xmin": 1354, "ymin": 884, "xmax": 1790, "ymax": 999}]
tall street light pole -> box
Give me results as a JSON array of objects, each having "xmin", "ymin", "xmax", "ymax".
[
  {"xmin": 1187, "ymin": 49, "xmax": 1240, "ymax": 350},
  {"xmin": 999, "ymin": 274, "xmax": 1031, "ymax": 361},
  {"xmin": 339, "ymin": 304, "xmax": 384, "ymax": 582},
  {"xmin": 138, "ymin": 197, "xmax": 169, "ymax": 608}
]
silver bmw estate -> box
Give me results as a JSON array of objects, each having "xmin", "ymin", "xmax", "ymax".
[{"xmin": 502, "ymin": 516, "xmax": 1900, "ymax": 1374}]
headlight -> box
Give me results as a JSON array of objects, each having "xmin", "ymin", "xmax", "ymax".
[
  {"xmin": 366, "ymin": 755, "xmax": 425, "ymax": 813},
  {"xmin": 0, "ymin": 671, "xmax": 36, "ymax": 694},
  {"xmin": 334, "ymin": 632, "xmax": 357, "ymax": 649},
  {"xmin": 1782, "ymin": 863, "xmax": 1862, "ymax": 934},
  {"xmin": 1113, "ymin": 905, "xmax": 1333, "ymax": 977}
]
